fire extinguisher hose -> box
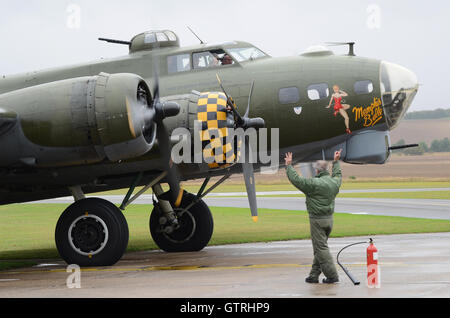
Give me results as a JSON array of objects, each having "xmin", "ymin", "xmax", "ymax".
[{"xmin": 337, "ymin": 239, "xmax": 371, "ymax": 286}]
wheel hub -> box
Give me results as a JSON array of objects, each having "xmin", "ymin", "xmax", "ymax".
[
  {"xmin": 160, "ymin": 208, "xmax": 196, "ymax": 244},
  {"xmin": 68, "ymin": 214, "xmax": 109, "ymax": 256}
]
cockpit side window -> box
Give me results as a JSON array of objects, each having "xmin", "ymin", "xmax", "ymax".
[
  {"xmin": 227, "ymin": 47, "xmax": 266, "ymax": 62},
  {"xmin": 167, "ymin": 54, "xmax": 191, "ymax": 74},
  {"xmin": 193, "ymin": 49, "xmax": 235, "ymax": 69}
]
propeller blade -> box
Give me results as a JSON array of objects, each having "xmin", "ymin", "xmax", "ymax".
[
  {"xmin": 215, "ymin": 73, "xmax": 229, "ymax": 100},
  {"xmin": 143, "ymin": 107, "xmax": 156, "ymax": 126},
  {"xmin": 151, "ymin": 46, "xmax": 183, "ymax": 207},
  {"xmin": 242, "ymin": 136, "xmax": 258, "ymax": 222},
  {"xmin": 299, "ymin": 163, "xmax": 316, "ymax": 178},
  {"xmin": 152, "ymin": 41, "xmax": 161, "ymax": 104},
  {"xmin": 156, "ymin": 122, "xmax": 183, "ymax": 207},
  {"xmin": 244, "ymin": 80, "xmax": 255, "ymax": 119},
  {"xmin": 215, "ymin": 73, "xmax": 244, "ymax": 126},
  {"xmin": 243, "ymin": 162, "xmax": 258, "ymax": 222},
  {"xmin": 152, "ymin": 78, "xmax": 160, "ymax": 106}
]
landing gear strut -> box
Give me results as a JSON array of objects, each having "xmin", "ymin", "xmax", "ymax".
[{"xmin": 150, "ymin": 192, "xmax": 214, "ymax": 252}]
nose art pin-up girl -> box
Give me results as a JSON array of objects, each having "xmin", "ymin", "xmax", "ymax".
[{"xmin": 327, "ymin": 85, "xmax": 352, "ymax": 135}]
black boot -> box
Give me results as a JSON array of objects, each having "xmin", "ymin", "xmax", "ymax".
[
  {"xmin": 305, "ymin": 276, "xmax": 319, "ymax": 284},
  {"xmin": 322, "ymin": 277, "xmax": 339, "ymax": 284}
]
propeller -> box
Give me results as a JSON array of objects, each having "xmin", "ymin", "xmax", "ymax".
[
  {"xmin": 216, "ymin": 75, "xmax": 265, "ymax": 130},
  {"xmin": 216, "ymin": 74, "xmax": 265, "ymax": 222},
  {"xmin": 151, "ymin": 50, "xmax": 183, "ymax": 207}
]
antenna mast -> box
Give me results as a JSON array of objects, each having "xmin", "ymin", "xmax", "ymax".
[{"xmin": 187, "ymin": 26, "xmax": 205, "ymax": 44}]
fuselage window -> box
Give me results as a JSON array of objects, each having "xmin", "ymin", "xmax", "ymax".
[
  {"xmin": 354, "ymin": 80, "xmax": 374, "ymax": 95},
  {"xmin": 167, "ymin": 54, "xmax": 191, "ymax": 74},
  {"xmin": 279, "ymin": 87, "xmax": 300, "ymax": 104},
  {"xmin": 307, "ymin": 83, "xmax": 330, "ymax": 100}
]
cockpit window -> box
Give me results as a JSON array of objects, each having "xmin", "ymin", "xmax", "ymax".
[
  {"xmin": 144, "ymin": 33, "xmax": 157, "ymax": 44},
  {"xmin": 193, "ymin": 52, "xmax": 218, "ymax": 69},
  {"xmin": 227, "ymin": 47, "xmax": 266, "ymax": 62},
  {"xmin": 156, "ymin": 32, "xmax": 168, "ymax": 42},
  {"xmin": 168, "ymin": 54, "xmax": 191, "ymax": 73},
  {"xmin": 165, "ymin": 31, "xmax": 177, "ymax": 42},
  {"xmin": 193, "ymin": 50, "xmax": 235, "ymax": 69}
]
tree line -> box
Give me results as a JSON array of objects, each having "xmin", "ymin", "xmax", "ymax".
[
  {"xmin": 405, "ymin": 108, "xmax": 450, "ymax": 120},
  {"xmin": 393, "ymin": 138, "xmax": 450, "ymax": 155}
]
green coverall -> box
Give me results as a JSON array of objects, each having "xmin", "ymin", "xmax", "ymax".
[{"xmin": 286, "ymin": 162, "xmax": 342, "ymax": 280}]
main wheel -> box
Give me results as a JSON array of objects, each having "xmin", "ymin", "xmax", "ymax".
[
  {"xmin": 55, "ymin": 198, "xmax": 129, "ymax": 267},
  {"xmin": 150, "ymin": 192, "xmax": 214, "ymax": 252}
]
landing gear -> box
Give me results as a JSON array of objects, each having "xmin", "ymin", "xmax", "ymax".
[
  {"xmin": 55, "ymin": 198, "xmax": 129, "ymax": 267},
  {"xmin": 150, "ymin": 192, "xmax": 214, "ymax": 252}
]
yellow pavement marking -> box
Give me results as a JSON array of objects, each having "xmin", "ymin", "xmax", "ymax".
[{"xmin": 1, "ymin": 262, "xmax": 405, "ymax": 276}]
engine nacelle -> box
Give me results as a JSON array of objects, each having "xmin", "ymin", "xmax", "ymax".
[
  {"xmin": 0, "ymin": 73, "xmax": 156, "ymax": 165},
  {"xmin": 91, "ymin": 73, "xmax": 156, "ymax": 161}
]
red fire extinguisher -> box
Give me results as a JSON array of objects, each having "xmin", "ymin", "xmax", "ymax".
[{"xmin": 367, "ymin": 239, "xmax": 380, "ymax": 288}]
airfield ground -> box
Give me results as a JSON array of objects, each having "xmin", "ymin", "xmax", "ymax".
[
  {"xmin": 1, "ymin": 233, "xmax": 450, "ymax": 298},
  {"xmin": 1, "ymin": 205, "xmax": 450, "ymax": 262},
  {"xmin": 0, "ymin": 153, "xmax": 449, "ymax": 298}
]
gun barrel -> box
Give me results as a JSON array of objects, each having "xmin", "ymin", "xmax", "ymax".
[{"xmin": 98, "ymin": 38, "xmax": 131, "ymax": 46}]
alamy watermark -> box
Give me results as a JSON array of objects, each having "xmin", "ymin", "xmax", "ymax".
[
  {"xmin": 366, "ymin": 4, "xmax": 381, "ymax": 30},
  {"xmin": 66, "ymin": 264, "xmax": 81, "ymax": 289},
  {"xmin": 66, "ymin": 4, "xmax": 81, "ymax": 30},
  {"xmin": 171, "ymin": 122, "xmax": 280, "ymax": 174}
]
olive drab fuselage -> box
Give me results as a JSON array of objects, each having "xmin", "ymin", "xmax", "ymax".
[{"xmin": 0, "ymin": 32, "xmax": 418, "ymax": 205}]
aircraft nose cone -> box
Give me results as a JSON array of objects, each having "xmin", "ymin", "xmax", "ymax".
[
  {"xmin": 381, "ymin": 61, "xmax": 418, "ymax": 92},
  {"xmin": 380, "ymin": 61, "xmax": 419, "ymax": 129}
]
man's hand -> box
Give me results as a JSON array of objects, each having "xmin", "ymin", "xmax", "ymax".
[
  {"xmin": 334, "ymin": 149, "xmax": 343, "ymax": 162},
  {"xmin": 285, "ymin": 152, "xmax": 293, "ymax": 166}
]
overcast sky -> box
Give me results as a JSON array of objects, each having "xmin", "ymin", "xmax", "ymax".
[{"xmin": 0, "ymin": 0, "xmax": 449, "ymax": 111}]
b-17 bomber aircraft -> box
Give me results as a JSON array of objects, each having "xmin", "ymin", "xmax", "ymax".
[{"xmin": 0, "ymin": 30, "xmax": 419, "ymax": 266}]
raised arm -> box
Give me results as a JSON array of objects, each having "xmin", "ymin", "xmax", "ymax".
[
  {"xmin": 332, "ymin": 150, "xmax": 343, "ymax": 187},
  {"xmin": 286, "ymin": 165, "xmax": 316, "ymax": 195},
  {"xmin": 285, "ymin": 153, "xmax": 316, "ymax": 195}
]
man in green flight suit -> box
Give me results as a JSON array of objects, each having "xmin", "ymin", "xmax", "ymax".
[{"xmin": 284, "ymin": 150, "xmax": 343, "ymax": 284}]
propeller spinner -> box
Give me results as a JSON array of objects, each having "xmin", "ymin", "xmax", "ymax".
[{"xmin": 215, "ymin": 74, "xmax": 266, "ymax": 222}]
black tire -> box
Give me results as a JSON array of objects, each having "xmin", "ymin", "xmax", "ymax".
[
  {"xmin": 55, "ymin": 198, "xmax": 129, "ymax": 267},
  {"xmin": 150, "ymin": 192, "xmax": 214, "ymax": 252}
]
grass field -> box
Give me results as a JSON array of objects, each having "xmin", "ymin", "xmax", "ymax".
[
  {"xmin": 95, "ymin": 181, "xmax": 450, "ymax": 197},
  {"xmin": 254, "ymin": 191, "xmax": 450, "ymax": 199},
  {"xmin": 390, "ymin": 118, "xmax": 450, "ymax": 145},
  {"xmin": 1, "ymin": 204, "xmax": 450, "ymax": 264}
]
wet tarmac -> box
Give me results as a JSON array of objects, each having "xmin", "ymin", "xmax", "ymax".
[{"xmin": 1, "ymin": 233, "xmax": 450, "ymax": 298}]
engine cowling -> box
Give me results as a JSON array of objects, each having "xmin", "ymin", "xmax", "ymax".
[{"xmin": 0, "ymin": 73, "xmax": 156, "ymax": 165}]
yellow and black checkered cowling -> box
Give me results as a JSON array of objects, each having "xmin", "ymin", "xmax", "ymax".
[{"xmin": 197, "ymin": 92, "xmax": 240, "ymax": 169}]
